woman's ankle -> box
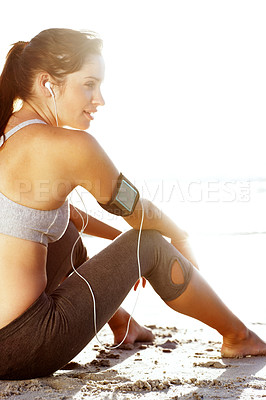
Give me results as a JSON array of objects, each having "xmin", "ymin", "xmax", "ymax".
[
  {"xmin": 108, "ymin": 308, "xmax": 129, "ymax": 331},
  {"xmin": 223, "ymin": 324, "xmax": 249, "ymax": 344},
  {"xmin": 222, "ymin": 328, "xmax": 266, "ymax": 358}
]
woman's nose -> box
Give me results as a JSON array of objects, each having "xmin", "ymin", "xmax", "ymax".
[{"xmin": 92, "ymin": 90, "xmax": 105, "ymax": 106}]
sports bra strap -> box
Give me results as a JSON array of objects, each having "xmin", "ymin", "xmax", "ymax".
[{"xmin": 0, "ymin": 119, "xmax": 47, "ymax": 147}]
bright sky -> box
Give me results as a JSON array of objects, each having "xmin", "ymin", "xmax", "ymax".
[{"xmin": 1, "ymin": 0, "xmax": 266, "ymax": 180}]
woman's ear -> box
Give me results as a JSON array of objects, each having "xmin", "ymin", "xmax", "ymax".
[{"xmin": 38, "ymin": 73, "xmax": 54, "ymax": 97}]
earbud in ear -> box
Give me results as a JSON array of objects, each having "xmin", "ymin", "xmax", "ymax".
[{"xmin": 45, "ymin": 81, "xmax": 55, "ymax": 98}]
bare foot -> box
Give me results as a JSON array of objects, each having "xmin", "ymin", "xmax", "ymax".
[
  {"xmin": 108, "ymin": 307, "xmax": 155, "ymax": 346},
  {"xmin": 221, "ymin": 329, "xmax": 266, "ymax": 358}
]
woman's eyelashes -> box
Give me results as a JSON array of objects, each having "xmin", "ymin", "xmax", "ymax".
[{"xmin": 85, "ymin": 81, "xmax": 95, "ymax": 89}]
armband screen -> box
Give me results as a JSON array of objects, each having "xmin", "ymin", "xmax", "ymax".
[{"xmin": 98, "ymin": 173, "xmax": 139, "ymax": 216}]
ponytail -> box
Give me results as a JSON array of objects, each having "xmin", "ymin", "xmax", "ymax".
[{"xmin": 0, "ymin": 41, "xmax": 28, "ymax": 140}]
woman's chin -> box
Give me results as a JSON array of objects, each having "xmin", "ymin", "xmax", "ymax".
[{"xmin": 65, "ymin": 120, "xmax": 91, "ymax": 131}]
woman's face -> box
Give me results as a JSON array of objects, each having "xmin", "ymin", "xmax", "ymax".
[{"xmin": 56, "ymin": 54, "xmax": 105, "ymax": 130}]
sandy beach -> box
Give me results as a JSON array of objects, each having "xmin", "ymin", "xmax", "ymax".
[
  {"xmin": 0, "ymin": 233, "xmax": 265, "ymax": 399},
  {"xmin": 0, "ymin": 319, "xmax": 265, "ymax": 399}
]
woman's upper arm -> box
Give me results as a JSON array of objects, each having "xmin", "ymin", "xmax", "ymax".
[{"xmin": 63, "ymin": 130, "xmax": 120, "ymax": 203}]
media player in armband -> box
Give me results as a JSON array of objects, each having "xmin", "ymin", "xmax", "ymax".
[{"xmin": 98, "ymin": 173, "xmax": 139, "ymax": 216}]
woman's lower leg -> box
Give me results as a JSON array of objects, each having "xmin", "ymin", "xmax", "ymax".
[{"xmin": 166, "ymin": 262, "xmax": 266, "ymax": 357}]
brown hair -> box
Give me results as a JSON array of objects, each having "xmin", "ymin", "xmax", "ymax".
[{"xmin": 0, "ymin": 28, "xmax": 102, "ymax": 140}]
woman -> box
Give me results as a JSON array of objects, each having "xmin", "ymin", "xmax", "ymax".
[{"xmin": 0, "ymin": 28, "xmax": 265, "ymax": 380}]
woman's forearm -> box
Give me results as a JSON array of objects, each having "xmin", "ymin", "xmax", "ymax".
[
  {"xmin": 124, "ymin": 199, "xmax": 186, "ymax": 238},
  {"xmin": 70, "ymin": 204, "xmax": 122, "ymax": 240},
  {"xmin": 124, "ymin": 198, "xmax": 199, "ymax": 268}
]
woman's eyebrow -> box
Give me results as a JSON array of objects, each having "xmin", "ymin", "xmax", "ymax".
[{"xmin": 84, "ymin": 76, "xmax": 100, "ymax": 81}]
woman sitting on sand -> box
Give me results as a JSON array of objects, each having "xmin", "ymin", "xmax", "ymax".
[{"xmin": 0, "ymin": 28, "xmax": 265, "ymax": 380}]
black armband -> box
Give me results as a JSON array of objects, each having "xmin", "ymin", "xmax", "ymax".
[{"xmin": 98, "ymin": 173, "xmax": 139, "ymax": 216}]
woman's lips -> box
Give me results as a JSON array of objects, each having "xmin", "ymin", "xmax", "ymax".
[{"xmin": 84, "ymin": 111, "xmax": 94, "ymax": 120}]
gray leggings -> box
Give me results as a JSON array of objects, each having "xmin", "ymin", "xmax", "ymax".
[{"xmin": 0, "ymin": 222, "xmax": 193, "ymax": 380}]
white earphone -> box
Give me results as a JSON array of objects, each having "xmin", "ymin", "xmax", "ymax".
[
  {"xmin": 45, "ymin": 81, "xmax": 55, "ymax": 98},
  {"xmin": 45, "ymin": 81, "xmax": 58, "ymax": 126}
]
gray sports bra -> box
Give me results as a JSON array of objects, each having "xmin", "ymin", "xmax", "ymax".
[{"xmin": 0, "ymin": 119, "xmax": 69, "ymax": 246}]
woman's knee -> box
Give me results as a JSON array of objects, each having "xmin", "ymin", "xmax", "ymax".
[
  {"xmin": 137, "ymin": 231, "xmax": 194, "ymax": 302},
  {"xmin": 122, "ymin": 229, "xmax": 165, "ymax": 260},
  {"xmin": 117, "ymin": 228, "xmax": 163, "ymax": 246},
  {"xmin": 126, "ymin": 228, "xmax": 163, "ymax": 244}
]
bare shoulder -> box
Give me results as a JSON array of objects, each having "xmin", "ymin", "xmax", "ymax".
[
  {"xmin": 28, "ymin": 124, "xmax": 97, "ymax": 171},
  {"xmin": 31, "ymin": 125, "xmax": 120, "ymax": 202},
  {"xmin": 24, "ymin": 124, "xmax": 96, "ymax": 161}
]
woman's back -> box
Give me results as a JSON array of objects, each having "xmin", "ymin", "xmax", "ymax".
[{"xmin": 0, "ymin": 116, "xmax": 70, "ymax": 328}]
